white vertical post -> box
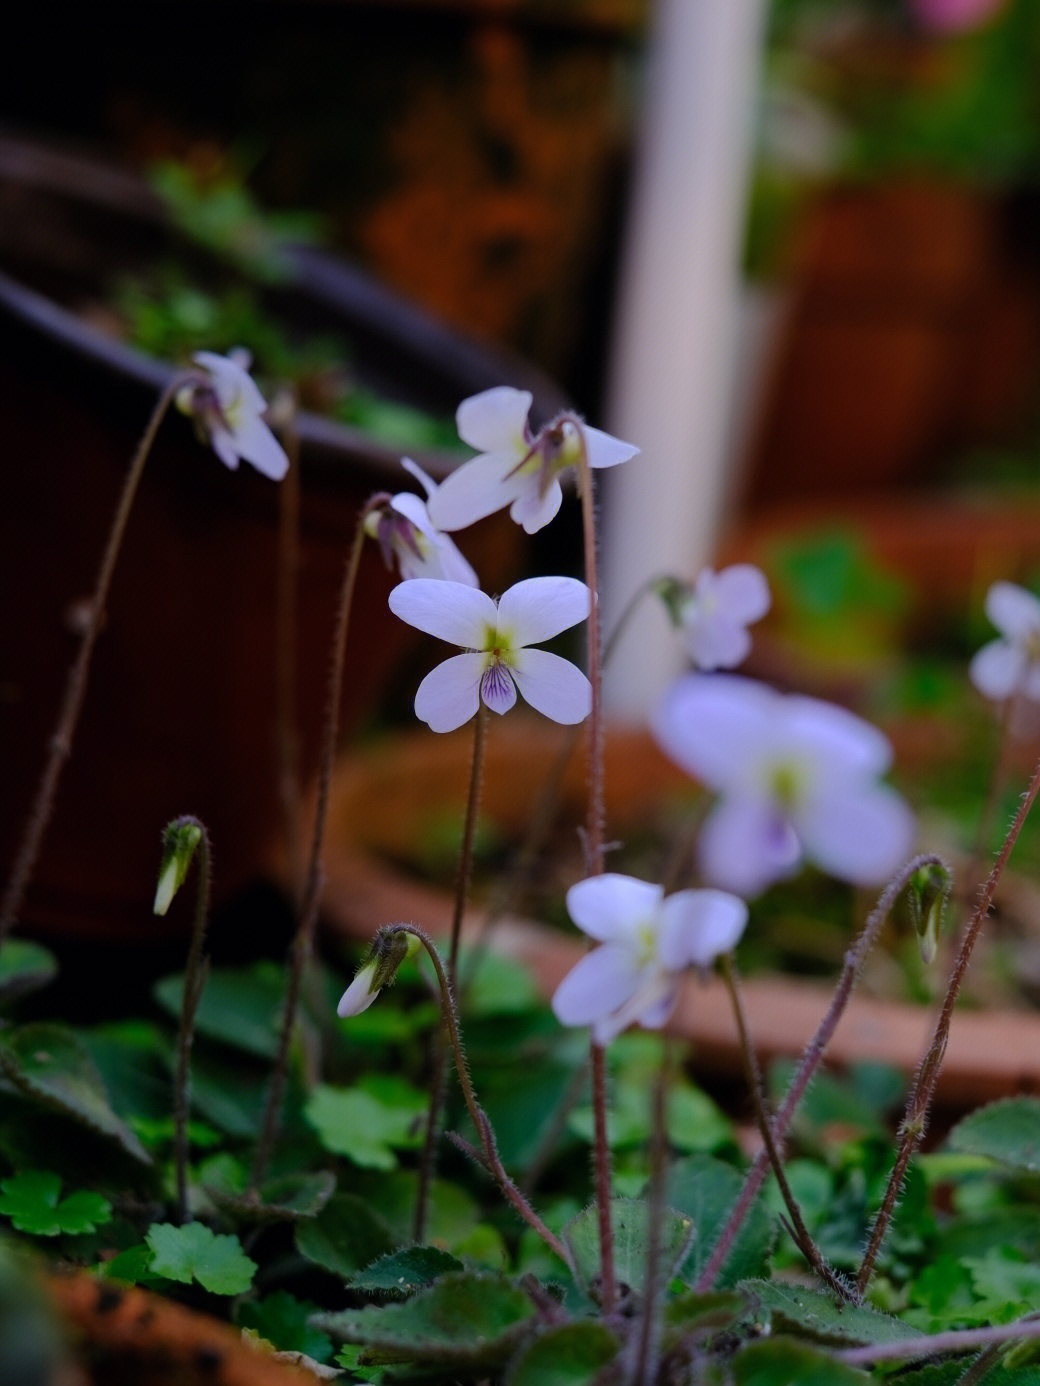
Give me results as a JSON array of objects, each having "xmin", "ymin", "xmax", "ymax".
[{"xmin": 600, "ymin": 0, "xmax": 770, "ymax": 720}]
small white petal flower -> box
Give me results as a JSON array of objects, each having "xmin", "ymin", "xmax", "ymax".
[
  {"xmin": 388, "ymin": 575, "xmax": 591, "ymax": 732},
  {"xmin": 969, "ymin": 581, "xmax": 1040, "ymax": 704},
  {"xmin": 364, "ymin": 459, "xmax": 479, "ymax": 585},
  {"xmin": 337, "ymin": 959, "xmax": 381, "ymax": 1017},
  {"xmin": 179, "ymin": 351, "xmax": 290, "ymax": 480},
  {"xmin": 427, "ymin": 386, "xmax": 639, "ymax": 535},
  {"xmin": 653, "ymin": 674, "xmax": 915, "ymax": 896},
  {"xmin": 678, "ymin": 565, "xmax": 771, "ymax": 670},
  {"xmin": 551, "ymin": 873, "xmax": 748, "ymax": 1045}
]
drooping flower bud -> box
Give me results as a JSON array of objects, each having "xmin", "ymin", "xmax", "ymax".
[
  {"xmin": 908, "ymin": 862, "xmax": 952, "ymax": 966},
  {"xmin": 154, "ymin": 818, "xmax": 203, "ymax": 916},
  {"xmin": 336, "ymin": 928, "xmax": 418, "ymax": 1018}
]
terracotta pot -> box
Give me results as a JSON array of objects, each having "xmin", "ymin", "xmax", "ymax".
[
  {"xmin": 307, "ymin": 719, "xmax": 1040, "ymax": 1113},
  {"xmin": 0, "ymin": 134, "xmax": 563, "ymax": 942}
]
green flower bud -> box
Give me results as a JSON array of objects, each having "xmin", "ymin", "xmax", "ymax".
[
  {"xmin": 908, "ymin": 863, "xmax": 951, "ymax": 966},
  {"xmin": 154, "ymin": 818, "xmax": 203, "ymax": 916}
]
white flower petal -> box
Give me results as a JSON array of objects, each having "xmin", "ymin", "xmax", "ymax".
[
  {"xmin": 581, "ymin": 423, "xmax": 640, "ymax": 470},
  {"xmin": 970, "ymin": 639, "xmax": 1027, "ymax": 701},
  {"xmin": 985, "ymin": 581, "xmax": 1040, "ymax": 640},
  {"xmin": 685, "ymin": 619, "xmax": 751, "ymax": 671},
  {"xmin": 389, "ymin": 494, "xmax": 479, "ymax": 585},
  {"xmin": 209, "ymin": 427, "xmax": 241, "ymax": 470},
  {"xmin": 509, "ymin": 649, "xmax": 591, "ymax": 723},
  {"xmin": 699, "ymin": 796, "xmax": 802, "ymax": 897},
  {"xmin": 400, "ymin": 456, "xmax": 438, "ymax": 497},
  {"xmin": 456, "ymin": 386, "xmax": 532, "ymax": 453},
  {"xmin": 593, "ymin": 969, "xmax": 677, "ymax": 1043},
  {"xmin": 230, "ymin": 416, "xmax": 290, "ymax": 480},
  {"xmin": 710, "ymin": 564, "xmax": 772, "ymax": 622},
  {"xmin": 798, "ymin": 784, "xmax": 915, "ymax": 886},
  {"xmin": 414, "ymin": 652, "xmax": 485, "ymax": 732},
  {"xmin": 497, "ymin": 576, "xmax": 590, "ymax": 646},
  {"xmin": 480, "ymin": 663, "xmax": 518, "ymax": 716},
  {"xmin": 784, "ymin": 695, "xmax": 893, "ymax": 780},
  {"xmin": 389, "ymin": 579, "xmax": 497, "ymax": 647},
  {"xmin": 658, "ymin": 889, "xmax": 749, "ymax": 970},
  {"xmin": 653, "ymin": 674, "xmax": 775, "ymax": 791},
  {"xmin": 426, "ymin": 451, "xmax": 527, "ymax": 532},
  {"xmin": 509, "ymin": 478, "xmax": 563, "ymax": 533},
  {"xmin": 565, "ymin": 874, "xmax": 665, "ymax": 943},
  {"xmin": 551, "ymin": 944, "xmax": 642, "ymax": 1029},
  {"xmin": 337, "ymin": 963, "xmax": 380, "ymax": 1017}
]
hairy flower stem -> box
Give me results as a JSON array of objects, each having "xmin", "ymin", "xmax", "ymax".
[
  {"xmin": 275, "ymin": 427, "xmax": 303, "ymax": 902},
  {"xmin": 390, "ymin": 925, "xmax": 568, "ymax": 1263},
  {"xmin": 0, "ymin": 371, "xmax": 194, "ymax": 942},
  {"xmin": 696, "ymin": 854, "xmax": 948, "ymax": 1292},
  {"xmin": 414, "ymin": 705, "xmax": 487, "ymax": 1242},
  {"xmin": 573, "ymin": 420, "xmax": 617, "ymax": 1317},
  {"xmin": 250, "ymin": 500, "xmax": 378, "ymax": 1193},
  {"xmin": 858, "ymin": 762, "xmax": 1040, "ymax": 1293},
  {"xmin": 719, "ymin": 953, "xmax": 855, "ymax": 1303},
  {"xmin": 631, "ymin": 1046, "xmax": 672, "ymax": 1386},
  {"xmin": 169, "ymin": 817, "xmax": 213, "ymax": 1224}
]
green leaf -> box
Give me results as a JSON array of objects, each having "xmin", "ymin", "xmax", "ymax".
[
  {"xmin": 314, "ymin": 1271, "xmax": 536, "ymax": 1368},
  {"xmin": 339, "ymin": 1170, "xmax": 481, "ymax": 1252},
  {"xmin": 461, "ymin": 949, "xmax": 541, "ymax": 1016},
  {"xmin": 660, "ymin": 1289, "xmax": 748, "ymax": 1349},
  {"xmin": 0, "ymin": 940, "xmax": 58, "ymax": 1005},
  {"xmin": 0, "ymin": 1171, "xmax": 112, "ymax": 1236},
  {"xmin": 966, "ymin": 1248, "xmax": 1040, "ymax": 1317},
  {"xmin": 562, "ymin": 1198, "xmax": 695, "ymax": 1299},
  {"xmin": 295, "ymin": 1194, "xmax": 394, "ymax": 1280},
  {"xmin": 505, "ymin": 1322, "xmax": 619, "ymax": 1386},
  {"xmin": 351, "ymin": 1247, "xmax": 464, "ymax": 1296},
  {"xmin": 208, "ymin": 1170, "xmax": 335, "ymax": 1224},
  {"xmin": 153, "ymin": 962, "xmax": 287, "ymax": 1059},
  {"xmin": 304, "ymin": 1083, "xmax": 424, "ymax": 1169},
  {"xmin": 0, "ymin": 1024, "xmax": 150, "ymax": 1163},
  {"xmin": 949, "ymin": 1099, "xmax": 1040, "ymax": 1173},
  {"xmin": 733, "ymin": 1337, "xmax": 871, "ymax": 1385},
  {"xmin": 666, "ymin": 1154, "xmax": 776, "ymax": 1288},
  {"xmin": 744, "ymin": 1280, "xmax": 919, "ymax": 1346},
  {"xmin": 145, "ymin": 1222, "xmax": 256, "ymax": 1295},
  {"xmin": 237, "ymin": 1290, "xmax": 333, "ymax": 1363}
]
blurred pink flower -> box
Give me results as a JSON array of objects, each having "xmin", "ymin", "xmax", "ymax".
[{"xmin": 907, "ymin": 0, "xmax": 1008, "ymax": 33}]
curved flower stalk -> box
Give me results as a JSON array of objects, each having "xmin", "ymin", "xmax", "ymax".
[
  {"xmin": 426, "ymin": 386, "xmax": 639, "ymax": 534},
  {"xmin": 388, "ymin": 576, "xmax": 592, "ymax": 732},
  {"xmin": 654, "ymin": 674, "xmax": 915, "ymax": 897},
  {"xmin": 551, "ymin": 873, "xmax": 748, "ymax": 1044},
  {"xmin": 178, "ymin": 350, "xmax": 290, "ymax": 480},
  {"xmin": 969, "ymin": 580, "xmax": 1040, "ymax": 705},
  {"xmin": 364, "ymin": 459, "xmax": 479, "ymax": 585},
  {"xmin": 659, "ymin": 564, "xmax": 771, "ymax": 671}
]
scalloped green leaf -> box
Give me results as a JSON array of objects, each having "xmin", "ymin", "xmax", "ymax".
[
  {"xmin": 154, "ymin": 962, "xmax": 286, "ymax": 1059},
  {"xmin": 562, "ymin": 1198, "xmax": 694, "ymax": 1299},
  {"xmin": 295, "ymin": 1193, "xmax": 394, "ymax": 1280},
  {"xmin": 237, "ymin": 1290, "xmax": 333, "ymax": 1363},
  {"xmin": 949, "ymin": 1098, "xmax": 1040, "ymax": 1173},
  {"xmin": 733, "ymin": 1337, "xmax": 871, "ymax": 1385},
  {"xmin": 0, "ymin": 940, "xmax": 58, "ymax": 1006},
  {"xmin": 208, "ymin": 1170, "xmax": 335, "ymax": 1224},
  {"xmin": 666, "ymin": 1155, "xmax": 775, "ymax": 1289},
  {"xmin": 304, "ymin": 1083, "xmax": 424, "ymax": 1170},
  {"xmin": 743, "ymin": 1279, "xmax": 919, "ymax": 1346},
  {"xmin": 505, "ymin": 1321, "xmax": 619, "ymax": 1386},
  {"xmin": 313, "ymin": 1271, "xmax": 536, "ymax": 1368},
  {"xmin": 145, "ymin": 1222, "xmax": 256, "ymax": 1295},
  {"xmin": 0, "ymin": 1024, "xmax": 150, "ymax": 1164},
  {"xmin": 0, "ymin": 1171, "xmax": 112, "ymax": 1236},
  {"xmin": 351, "ymin": 1246, "xmax": 464, "ymax": 1297}
]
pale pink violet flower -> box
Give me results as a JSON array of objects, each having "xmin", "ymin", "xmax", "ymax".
[
  {"xmin": 427, "ymin": 386, "xmax": 639, "ymax": 535},
  {"xmin": 907, "ymin": 0, "xmax": 1009, "ymax": 33},
  {"xmin": 365, "ymin": 458, "xmax": 479, "ymax": 585},
  {"xmin": 551, "ymin": 874, "xmax": 748, "ymax": 1045},
  {"xmin": 388, "ymin": 575, "xmax": 591, "ymax": 732},
  {"xmin": 969, "ymin": 581, "xmax": 1040, "ymax": 704},
  {"xmin": 179, "ymin": 350, "xmax": 289, "ymax": 480},
  {"xmin": 677, "ymin": 565, "xmax": 771, "ymax": 670},
  {"xmin": 653, "ymin": 674, "xmax": 915, "ymax": 897}
]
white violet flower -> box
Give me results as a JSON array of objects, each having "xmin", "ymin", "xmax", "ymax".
[
  {"xmin": 675, "ymin": 564, "xmax": 771, "ymax": 670},
  {"xmin": 653, "ymin": 674, "xmax": 915, "ymax": 897},
  {"xmin": 178, "ymin": 350, "xmax": 289, "ymax": 480},
  {"xmin": 551, "ymin": 874, "xmax": 748, "ymax": 1045},
  {"xmin": 365, "ymin": 458, "xmax": 479, "ymax": 585},
  {"xmin": 336, "ymin": 958, "xmax": 381, "ymax": 1018},
  {"xmin": 969, "ymin": 580, "xmax": 1040, "ymax": 704},
  {"xmin": 388, "ymin": 575, "xmax": 591, "ymax": 732},
  {"xmin": 426, "ymin": 386, "xmax": 639, "ymax": 535}
]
